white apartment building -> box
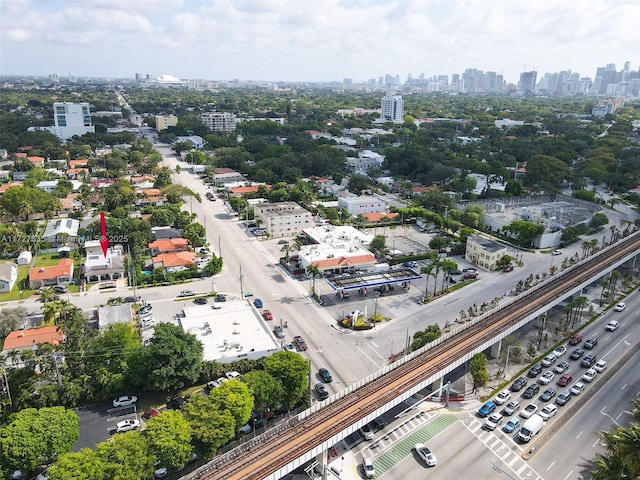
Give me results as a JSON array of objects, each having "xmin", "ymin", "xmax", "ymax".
[
  {"xmin": 465, "ymin": 235, "xmax": 507, "ymax": 271},
  {"xmin": 338, "ymin": 195, "xmax": 388, "ymax": 216},
  {"xmin": 34, "ymin": 102, "xmax": 95, "ymax": 141},
  {"xmin": 199, "ymin": 112, "xmax": 237, "ymax": 132},
  {"xmin": 253, "ymin": 202, "xmax": 314, "ymax": 238},
  {"xmin": 346, "ymin": 150, "xmax": 385, "ymax": 174},
  {"xmin": 377, "ymin": 92, "xmax": 404, "ymax": 124}
]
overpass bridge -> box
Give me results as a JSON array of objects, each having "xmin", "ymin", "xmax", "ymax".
[{"xmin": 185, "ymin": 231, "xmax": 640, "ymax": 480}]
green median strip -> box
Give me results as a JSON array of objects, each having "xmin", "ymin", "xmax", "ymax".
[{"xmin": 373, "ymin": 414, "xmax": 457, "ymax": 476}]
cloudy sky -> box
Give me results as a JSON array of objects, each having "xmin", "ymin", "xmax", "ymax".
[{"xmin": 1, "ymin": 0, "xmax": 638, "ymax": 83}]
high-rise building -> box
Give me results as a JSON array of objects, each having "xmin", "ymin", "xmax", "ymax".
[
  {"xmin": 377, "ymin": 92, "xmax": 404, "ymax": 124},
  {"xmin": 199, "ymin": 112, "xmax": 237, "ymax": 132},
  {"xmin": 518, "ymin": 71, "xmax": 538, "ymax": 93}
]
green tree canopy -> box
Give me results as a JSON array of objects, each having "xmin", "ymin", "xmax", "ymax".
[
  {"xmin": 208, "ymin": 379, "xmax": 254, "ymax": 432},
  {"xmin": 144, "ymin": 410, "xmax": 193, "ymax": 472},
  {"xmin": 264, "ymin": 351, "xmax": 310, "ymax": 409},
  {"xmin": 0, "ymin": 407, "xmax": 79, "ymax": 472},
  {"xmin": 95, "ymin": 431, "xmax": 154, "ymax": 480},
  {"xmin": 47, "ymin": 448, "xmax": 106, "ymax": 480},
  {"xmin": 242, "ymin": 370, "xmax": 284, "ymax": 419},
  {"xmin": 503, "ymin": 220, "xmax": 545, "ymax": 247},
  {"xmin": 182, "ymin": 395, "xmax": 235, "ymax": 458}
]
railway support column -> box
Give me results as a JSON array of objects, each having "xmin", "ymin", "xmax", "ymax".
[{"xmin": 490, "ymin": 338, "xmax": 502, "ymax": 359}]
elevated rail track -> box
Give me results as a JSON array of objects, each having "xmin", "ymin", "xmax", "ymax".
[{"xmin": 187, "ymin": 232, "xmax": 640, "ymax": 480}]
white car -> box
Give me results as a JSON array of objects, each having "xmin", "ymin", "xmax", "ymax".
[
  {"xmin": 552, "ymin": 250, "xmax": 563, "ymax": 256},
  {"xmin": 538, "ymin": 371, "xmax": 555, "ymax": 385},
  {"xmin": 570, "ymin": 382, "xmax": 586, "ymax": 395},
  {"xmin": 115, "ymin": 419, "xmax": 140, "ymax": 433},
  {"xmin": 614, "ymin": 302, "xmax": 626, "ymax": 312},
  {"xmin": 541, "ymin": 354, "xmax": 557, "ymax": 367},
  {"xmin": 593, "ymin": 360, "xmax": 608, "ymax": 373},
  {"xmin": 553, "ymin": 345, "xmax": 567, "ymax": 357},
  {"xmin": 112, "ymin": 395, "xmax": 138, "ymax": 407},
  {"xmin": 414, "ymin": 443, "xmax": 437, "ymax": 466},
  {"xmin": 225, "ymin": 371, "xmax": 241, "ymax": 380},
  {"xmin": 484, "ymin": 413, "xmax": 504, "ymax": 431},
  {"xmin": 520, "ymin": 404, "xmax": 538, "ymax": 419},
  {"xmin": 494, "ymin": 390, "xmax": 511, "ymax": 405},
  {"xmin": 582, "ymin": 369, "xmax": 598, "ymax": 383},
  {"xmin": 360, "ymin": 424, "xmax": 374, "ymax": 440},
  {"xmin": 284, "ymin": 343, "xmax": 296, "ymax": 353},
  {"xmin": 538, "ymin": 404, "xmax": 557, "ymax": 420},
  {"xmin": 606, "ymin": 320, "xmax": 619, "ymax": 331}
]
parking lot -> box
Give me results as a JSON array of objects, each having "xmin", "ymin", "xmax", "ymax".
[{"xmin": 73, "ymin": 403, "xmax": 139, "ymax": 451}]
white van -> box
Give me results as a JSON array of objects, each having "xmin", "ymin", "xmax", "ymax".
[{"xmin": 362, "ymin": 457, "xmax": 375, "ymax": 478}]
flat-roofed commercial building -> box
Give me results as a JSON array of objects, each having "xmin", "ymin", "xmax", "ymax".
[
  {"xmin": 465, "ymin": 235, "xmax": 508, "ymax": 271},
  {"xmin": 253, "ymin": 202, "xmax": 314, "ymax": 238}
]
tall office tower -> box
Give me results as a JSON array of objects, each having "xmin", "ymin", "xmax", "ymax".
[
  {"xmin": 378, "ymin": 76, "xmax": 383, "ymax": 85},
  {"xmin": 50, "ymin": 73, "xmax": 59, "ymax": 82},
  {"xmin": 517, "ymin": 71, "xmax": 537, "ymax": 93},
  {"xmin": 379, "ymin": 92, "xmax": 404, "ymax": 123},
  {"xmin": 484, "ymin": 71, "xmax": 497, "ymax": 92},
  {"xmin": 384, "ymin": 74, "xmax": 394, "ymax": 85},
  {"xmin": 343, "ymin": 78, "xmax": 353, "ymax": 90},
  {"xmin": 623, "ymin": 61, "xmax": 631, "ymax": 81},
  {"xmin": 135, "ymin": 73, "xmax": 141, "ymax": 82}
]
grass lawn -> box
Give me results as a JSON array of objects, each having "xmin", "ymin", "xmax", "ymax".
[
  {"xmin": 33, "ymin": 253, "xmax": 67, "ymax": 267},
  {"xmin": 0, "ymin": 264, "xmax": 37, "ymax": 303}
]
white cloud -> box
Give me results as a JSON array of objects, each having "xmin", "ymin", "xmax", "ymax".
[{"xmin": 0, "ymin": 0, "xmax": 638, "ymax": 81}]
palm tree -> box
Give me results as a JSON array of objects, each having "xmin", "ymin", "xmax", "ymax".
[
  {"xmin": 431, "ymin": 257, "xmax": 443, "ymax": 297},
  {"xmin": 581, "ymin": 241, "xmax": 590, "ymax": 260},
  {"xmin": 280, "ymin": 243, "xmax": 293, "ymax": 263},
  {"xmin": 42, "ymin": 301, "xmax": 61, "ymax": 324},
  {"xmin": 588, "ymin": 238, "xmax": 599, "ymax": 256},
  {"xmin": 440, "ymin": 259, "xmax": 458, "ymax": 292},
  {"xmin": 38, "ymin": 287, "xmax": 56, "ymax": 304},
  {"xmin": 420, "ymin": 264, "xmax": 435, "ymax": 299},
  {"xmin": 307, "ymin": 264, "xmax": 320, "ymax": 296}
]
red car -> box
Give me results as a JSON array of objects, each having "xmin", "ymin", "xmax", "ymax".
[
  {"xmin": 557, "ymin": 374, "xmax": 573, "ymax": 387},
  {"xmin": 293, "ymin": 335, "xmax": 308, "ymax": 351},
  {"xmin": 569, "ymin": 334, "xmax": 582, "ymax": 345},
  {"xmin": 262, "ymin": 309, "xmax": 273, "ymax": 321}
]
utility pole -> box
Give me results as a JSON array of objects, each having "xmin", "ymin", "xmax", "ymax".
[
  {"xmin": 239, "ymin": 265, "xmax": 244, "ymax": 299},
  {"xmin": 2, "ymin": 368, "xmax": 12, "ymax": 409}
]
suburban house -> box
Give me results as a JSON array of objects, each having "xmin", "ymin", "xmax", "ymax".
[
  {"xmin": 149, "ymin": 237, "xmax": 189, "ymax": 255},
  {"xmin": 68, "ymin": 159, "xmax": 89, "ymax": 168},
  {"xmin": 42, "ymin": 218, "xmax": 80, "ymax": 246},
  {"xmin": 228, "ymin": 185, "xmax": 270, "ymax": 197},
  {"xmin": 37, "ymin": 180, "xmax": 59, "ymax": 193},
  {"xmin": 27, "ymin": 156, "xmax": 45, "ymax": 168},
  {"xmin": 28, "ymin": 258, "xmax": 74, "ymax": 289},
  {"xmin": 137, "ymin": 188, "xmax": 166, "ymax": 206},
  {"xmin": 0, "ymin": 262, "xmax": 18, "ymax": 292},
  {"xmin": 152, "ymin": 251, "xmax": 197, "ymax": 272},
  {"xmin": 151, "ymin": 226, "xmax": 182, "ymax": 240},
  {"xmin": 2, "ymin": 326, "xmax": 65, "ymax": 363},
  {"xmin": 465, "ymin": 235, "xmax": 508, "ymax": 271},
  {"xmin": 82, "ymin": 240, "xmax": 126, "ymax": 284}
]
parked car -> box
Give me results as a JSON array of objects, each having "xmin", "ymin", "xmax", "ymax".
[
  {"xmin": 614, "ymin": 302, "xmax": 626, "ymax": 312},
  {"xmin": 53, "ymin": 285, "xmax": 68, "ymax": 293},
  {"xmin": 478, "ymin": 401, "xmax": 497, "ymax": 417},
  {"xmin": 315, "ymin": 383, "xmax": 329, "ymax": 400},
  {"xmin": 215, "ymin": 294, "xmax": 227, "ymax": 302},
  {"xmin": 404, "ymin": 261, "xmax": 417, "ymax": 268},
  {"xmin": 178, "ymin": 290, "xmax": 196, "ymax": 297},
  {"xmin": 463, "ymin": 271, "xmax": 478, "ymax": 279},
  {"xmin": 360, "ymin": 424, "xmax": 374, "ymax": 440},
  {"xmin": 503, "ymin": 264, "xmax": 514, "ymax": 272},
  {"xmin": 538, "ymin": 404, "xmax": 557, "ymax": 420},
  {"xmin": 527, "ymin": 364, "xmax": 543, "ymax": 378},
  {"xmin": 414, "ymin": 443, "xmax": 437, "ymax": 466},
  {"xmin": 494, "ymin": 390, "xmax": 511, "ymax": 405},
  {"xmin": 318, "ymin": 368, "xmax": 333, "ymax": 383},
  {"xmin": 139, "ymin": 304, "xmax": 152, "ymax": 315},
  {"xmin": 262, "ymin": 309, "xmax": 273, "ymax": 320},
  {"xmin": 554, "ymin": 361, "xmax": 570, "ymax": 374},
  {"xmin": 142, "ymin": 408, "xmax": 160, "ymax": 420},
  {"xmin": 253, "ymin": 298, "xmax": 264, "ymax": 308},
  {"xmin": 115, "ymin": 419, "xmax": 140, "ymax": 433},
  {"xmin": 225, "ymin": 371, "xmax": 241, "ymax": 380},
  {"xmin": 502, "ymin": 401, "xmax": 520, "ymax": 416},
  {"xmin": 204, "ymin": 380, "xmax": 221, "ymax": 394},
  {"xmin": 568, "ymin": 334, "xmax": 583, "ymax": 345},
  {"xmin": 284, "ymin": 342, "xmax": 296, "ymax": 353},
  {"xmin": 541, "ymin": 354, "xmax": 557, "ymax": 367},
  {"xmin": 570, "ymin": 382, "xmax": 586, "ymax": 396},
  {"xmin": 293, "ymin": 335, "xmax": 308, "ymax": 351},
  {"xmin": 520, "ymin": 404, "xmax": 538, "ymax": 419},
  {"xmin": 523, "ymin": 384, "xmax": 540, "ymax": 399},
  {"xmin": 502, "ymin": 417, "xmax": 521, "ymax": 433},
  {"xmin": 194, "ymin": 297, "xmax": 208, "ymax": 305},
  {"xmin": 167, "ymin": 396, "xmax": 187, "ymax": 410},
  {"xmin": 581, "ymin": 353, "xmax": 597, "ymax": 368},
  {"xmin": 370, "ymin": 417, "xmax": 387, "ymax": 431},
  {"xmin": 584, "ymin": 338, "xmax": 598, "ymax": 349},
  {"xmin": 553, "ymin": 345, "xmax": 567, "ymax": 357},
  {"xmin": 273, "ymin": 325, "xmax": 285, "ymax": 339},
  {"xmin": 557, "ymin": 374, "xmax": 573, "ymax": 386},
  {"xmin": 594, "ymin": 360, "xmax": 608, "ymax": 372},
  {"xmin": 484, "ymin": 413, "xmax": 504, "ymax": 431},
  {"xmin": 538, "ymin": 371, "xmax": 555, "ymax": 385},
  {"xmin": 112, "ymin": 395, "xmax": 137, "ymax": 407},
  {"xmin": 510, "ymin": 377, "xmax": 528, "ymax": 392},
  {"xmin": 582, "ymin": 368, "xmax": 598, "ymax": 383},
  {"xmin": 539, "ymin": 387, "xmax": 557, "ymax": 402},
  {"xmin": 570, "ymin": 348, "xmax": 585, "ymax": 360},
  {"xmin": 606, "ymin": 320, "xmax": 619, "ymax": 331},
  {"xmin": 552, "ymin": 250, "xmax": 563, "ymax": 256}
]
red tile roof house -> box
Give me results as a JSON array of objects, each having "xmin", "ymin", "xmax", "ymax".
[
  {"xmin": 2, "ymin": 326, "xmax": 64, "ymax": 366},
  {"xmin": 148, "ymin": 238, "xmax": 189, "ymax": 256},
  {"xmin": 68, "ymin": 159, "xmax": 89, "ymax": 168},
  {"xmin": 27, "ymin": 156, "xmax": 45, "ymax": 168},
  {"xmin": 152, "ymin": 251, "xmax": 197, "ymax": 272},
  {"xmin": 28, "ymin": 258, "xmax": 74, "ymax": 289},
  {"xmin": 137, "ymin": 188, "xmax": 167, "ymax": 206}
]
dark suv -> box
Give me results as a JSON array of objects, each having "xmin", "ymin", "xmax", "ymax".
[
  {"xmin": 522, "ymin": 384, "xmax": 540, "ymax": 399},
  {"xmin": 527, "ymin": 364, "xmax": 543, "ymax": 378},
  {"xmin": 581, "ymin": 353, "xmax": 597, "ymax": 368},
  {"xmin": 584, "ymin": 338, "xmax": 598, "ymax": 349},
  {"xmin": 510, "ymin": 377, "xmax": 528, "ymax": 392}
]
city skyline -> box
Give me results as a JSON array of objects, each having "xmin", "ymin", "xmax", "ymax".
[{"xmin": 1, "ymin": 0, "xmax": 639, "ymax": 84}]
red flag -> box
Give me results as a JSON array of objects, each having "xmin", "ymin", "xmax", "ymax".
[{"xmin": 99, "ymin": 212, "xmax": 109, "ymax": 258}]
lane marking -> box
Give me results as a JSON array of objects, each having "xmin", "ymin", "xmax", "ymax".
[
  {"xmin": 621, "ymin": 383, "xmax": 627, "ymax": 390},
  {"xmin": 547, "ymin": 460, "xmax": 556, "ymax": 470},
  {"xmin": 592, "ymin": 439, "xmax": 600, "ymax": 448},
  {"xmin": 576, "ymin": 430, "xmax": 583, "ymax": 439},
  {"xmin": 564, "ymin": 471, "xmax": 574, "ymax": 480},
  {"xmin": 601, "ymin": 333, "xmax": 630, "ymax": 360}
]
